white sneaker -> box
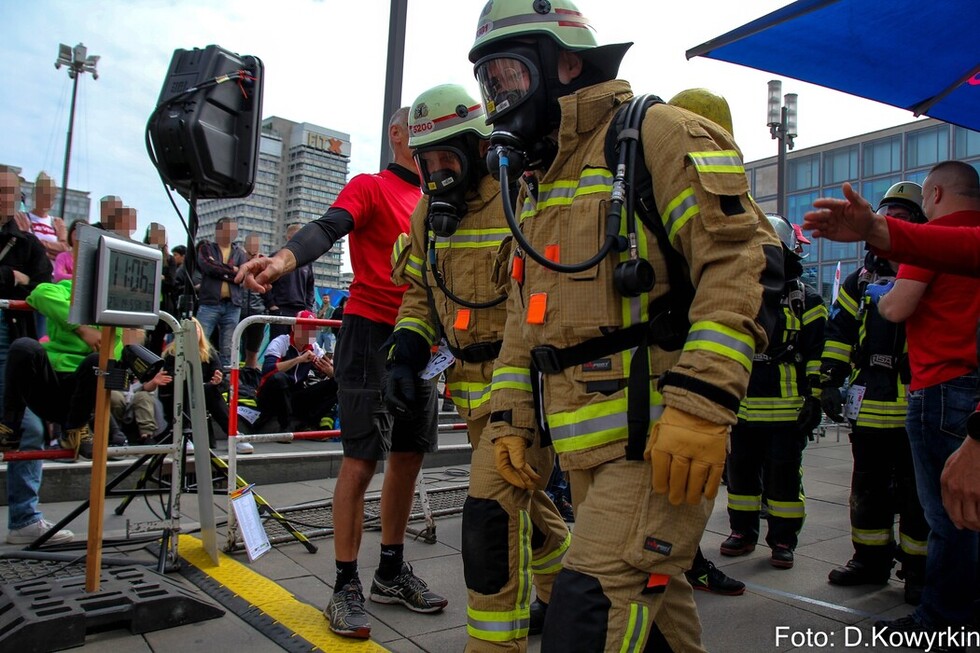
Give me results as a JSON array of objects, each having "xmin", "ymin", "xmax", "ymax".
[
  {"xmin": 235, "ymin": 441, "xmax": 254, "ymax": 455},
  {"xmin": 6, "ymin": 519, "xmax": 74, "ymax": 545}
]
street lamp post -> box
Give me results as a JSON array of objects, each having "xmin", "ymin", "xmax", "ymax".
[
  {"xmin": 54, "ymin": 42, "xmax": 99, "ymax": 222},
  {"xmin": 767, "ymin": 80, "xmax": 798, "ymax": 217}
]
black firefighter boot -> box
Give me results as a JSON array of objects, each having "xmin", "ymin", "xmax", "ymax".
[
  {"xmin": 828, "ymin": 558, "xmax": 894, "ymax": 586},
  {"xmin": 897, "ymin": 560, "xmax": 925, "ymax": 606}
]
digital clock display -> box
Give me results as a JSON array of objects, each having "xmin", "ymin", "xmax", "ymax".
[{"xmin": 105, "ymin": 250, "xmax": 158, "ymax": 313}]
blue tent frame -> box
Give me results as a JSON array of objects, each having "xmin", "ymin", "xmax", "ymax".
[{"xmin": 687, "ymin": 0, "xmax": 980, "ymax": 132}]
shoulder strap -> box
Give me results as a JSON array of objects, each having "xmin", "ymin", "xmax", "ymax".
[{"xmin": 604, "ymin": 95, "xmax": 693, "ymax": 351}]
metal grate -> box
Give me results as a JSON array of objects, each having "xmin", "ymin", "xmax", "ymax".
[{"xmin": 230, "ymin": 483, "xmax": 469, "ymax": 551}]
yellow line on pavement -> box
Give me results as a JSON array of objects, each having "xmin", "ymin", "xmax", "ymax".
[{"xmin": 178, "ymin": 534, "xmax": 387, "ymax": 652}]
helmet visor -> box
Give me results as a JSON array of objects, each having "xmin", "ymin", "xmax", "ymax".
[
  {"xmin": 474, "ymin": 53, "xmax": 538, "ymax": 123},
  {"xmin": 876, "ymin": 203, "xmax": 914, "ymax": 222},
  {"xmin": 414, "ymin": 146, "xmax": 468, "ymax": 196}
]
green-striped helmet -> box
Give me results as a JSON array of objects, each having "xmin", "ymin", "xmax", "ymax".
[
  {"xmin": 408, "ymin": 84, "xmax": 490, "ymax": 149},
  {"xmin": 469, "ymin": 0, "xmax": 599, "ymax": 63}
]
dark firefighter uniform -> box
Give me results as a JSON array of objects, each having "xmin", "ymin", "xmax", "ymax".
[
  {"xmin": 820, "ymin": 255, "xmax": 928, "ymax": 583},
  {"xmin": 725, "ymin": 275, "xmax": 827, "ymax": 557}
]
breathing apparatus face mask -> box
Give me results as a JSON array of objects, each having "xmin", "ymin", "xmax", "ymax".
[
  {"xmin": 474, "ymin": 47, "xmax": 553, "ymax": 178},
  {"xmin": 414, "ymin": 144, "xmax": 472, "ymax": 237}
]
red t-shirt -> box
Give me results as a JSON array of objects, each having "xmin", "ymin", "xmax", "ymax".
[
  {"xmin": 898, "ymin": 210, "xmax": 980, "ymax": 390},
  {"xmin": 332, "ymin": 165, "xmax": 421, "ymax": 326}
]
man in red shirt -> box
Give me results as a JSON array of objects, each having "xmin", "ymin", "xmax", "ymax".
[
  {"xmin": 859, "ymin": 161, "xmax": 980, "ymax": 640},
  {"xmin": 236, "ymin": 108, "xmax": 445, "ymax": 640}
]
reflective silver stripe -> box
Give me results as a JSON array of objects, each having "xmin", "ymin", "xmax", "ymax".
[
  {"xmin": 685, "ymin": 326, "xmax": 755, "ymax": 367},
  {"xmin": 549, "ymin": 404, "xmax": 663, "ymax": 443},
  {"xmin": 405, "ymin": 254, "xmax": 424, "ymax": 278},
  {"xmin": 467, "ymin": 614, "xmax": 530, "ymax": 635},
  {"xmin": 688, "ymin": 150, "xmax": 744, "ymax": 172}
]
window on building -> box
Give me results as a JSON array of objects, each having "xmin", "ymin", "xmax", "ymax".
[
  {"xmin": 822, "ymin": 146, "xmax": 858, "ymax": 184},
  {"xmin": 863, "ymin": 136, "xmax": 901, "ymax": 176},
  {"xmin": 954, "ymin": 127, "xmax": 980, "ymax": 158},
  {"xmin": 906, "ymin": 125, "xmax": 949, "ymax": 169},
  {"xmin": 788, "ymin": 155, "xmax": 820, "ymax": 191},
  {"xmin": 786, "ymin": 190, "xmax": 819, "ymax": 224},
  {"xmin": 820, "ymin": 239, "xmax": 861, "ymax": 264},
  {"xmin": 861, "ymin": 176, "xmax": 901, "ymax": 206}
]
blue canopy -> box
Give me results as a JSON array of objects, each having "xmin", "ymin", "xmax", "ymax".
[{"xmin": 687, "ymin": 0, "xmax": 980, "ymax": 131}]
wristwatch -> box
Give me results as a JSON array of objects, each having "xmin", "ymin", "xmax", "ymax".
[{"xmin": 968, "ymin": 407, "xmax": 980, "ymax": 441}]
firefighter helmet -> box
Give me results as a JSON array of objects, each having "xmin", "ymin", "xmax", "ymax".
[
  {"xmin": 668, "ymin": 88, "xmax": 734, "ymax": 136},
  {"xmin": 877, "ymin": 181, "xmax": 926, "ymax": 223},
  {"xmin": 766, "ymin": 213, "xmax": 804, "ymax": 252},
  {"xmin": 469, "ymin": 0, "xmax": 599, "ymax": 61},
  {"xmin": 408, "ymin": 84, "xmax": 490, "ymax": 149}
]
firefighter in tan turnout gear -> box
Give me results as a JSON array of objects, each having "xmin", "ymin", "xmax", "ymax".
[
  {"xmin": 387, "ymin": 84, "xmax": 570, "ymax": 652},
  {"xmin": 469, "ymin": 1, "xmax": 783, "ymax": 651}
]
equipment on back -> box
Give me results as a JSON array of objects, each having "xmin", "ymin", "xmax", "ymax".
[{"xmin": 668, "ymin": 88, "xmax": 734, "ymax": 135}]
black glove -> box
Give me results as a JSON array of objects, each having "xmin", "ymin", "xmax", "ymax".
[
  {"xmin": 797, "ymin": 395, "xmax": 823, "ymax": 440},
  {"xmin": 385, "ymin": 364, "xmax": 417, "ymax": 417},
  {"xmin": 820, "ymin": 386, "xmax": 845, "ymax": 423}
]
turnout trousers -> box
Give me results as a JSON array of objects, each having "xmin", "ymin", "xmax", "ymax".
[
  {"xmin": 543, "ymin": 458, "xmax": 709, "ymax": 653},
  {"xmin": 726, "ymin": 421, "xmax": 806, "ymax": 549},
  {"xmin": 847, "ymin": 426, "xmax": 928, "ymax": 572},
  {"xmin": 462, "ymin": 414, "xmax": 571, "ymax": 652}
]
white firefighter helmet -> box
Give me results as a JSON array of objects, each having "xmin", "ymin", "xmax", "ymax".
[{"xmin": 877, "ymin": 181, "xmax": 926, "ymax": 223}]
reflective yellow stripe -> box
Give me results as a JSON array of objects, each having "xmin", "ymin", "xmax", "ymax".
[
  {"xmin": 836, "ymin": 287, "xmax": 859, "ymax": 318},
  {"xmin": 688, "ymin": 150, "xmax": 744, "ymax": 174},
  {"xmin": 823, "ymin": 340, "xmax": 852, "ymax": 364},
  {"xmin": 550, "ymin": 395, "xmax": 664, "ymax": 454},
  {"xmin": 728, "ymin": 493, "xmax": 762, "ymax": 512},
  {"xmin": 466, "ymin": 510, "xmax": 532, "ymax": 642},
  {"xmin": 448, "ymin": 380, "xmax": 493, "ymax": 410},
  {"xmin": 394, "ymin": 316, "xmax": 437, "ymax": 345},
  {"xmin": 663, "ymin": 187, "xmax": 698, "ymax": 243},
  {"xmin": 852, "ymin": 527, "xmax": 893, "ymax": 546},
  {"xmin": 805, "ymin": 359, "xmax": 821, "ymax": 376},
  {"xmin": 520, "ymin": 169, "xmax": 612, "ymax": 219},
  {"xmin": 768, "ymin": 499, "xmax": 805, "ymax": 519},
  {"xmin": 433, "ymin": 227, "xmax": 510, "ymax": 249},
  {"xmin": 531, "ymin": 531, "xmax": 571, "ymax": 577},
  {"xmin": 491, "ymin": 366, "xmax": 532, "ymax": 393},
  {"xmin": 683, "ymin": 320, "xmax": 755, "ymax": 371},
  {"xmin": 620, "ymin": 602, "xmax": 651, "ymax": 653},
  {"xmin": 803, "ymin": 303, "xmax": 828, "ymax": 325},
  {"xmin": 391, "ymin": 232, "xmax": 410, "ymax": 268},
  {"xmin": 899, "ymin": 532, "xmax": 928, "ymax": 557},
  {"xmin": 406, "ymin": 253, "xmax": 424, "ymax": 279}
]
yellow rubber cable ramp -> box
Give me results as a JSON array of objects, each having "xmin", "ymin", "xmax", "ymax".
[{"xmin": 178, "ymin": 534, "xmax": 387, "ymax": 652}]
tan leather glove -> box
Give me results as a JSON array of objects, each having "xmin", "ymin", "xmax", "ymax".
[
  {"xmin": 645, "ymin": 406, "xmax": 728, "ymax": 505},
  {"xmin": 494, "ymin": 435, "xmax": 541, "ymax": 491}
]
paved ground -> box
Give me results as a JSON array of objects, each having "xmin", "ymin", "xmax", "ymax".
[{"xmin": 1, "ymin": 423, "xmax": 977, "ymax": 652}]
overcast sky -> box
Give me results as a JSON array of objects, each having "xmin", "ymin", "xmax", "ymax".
[{"xmin": 1, "ymin": 0, "xmax": 922, "ymax": 270}]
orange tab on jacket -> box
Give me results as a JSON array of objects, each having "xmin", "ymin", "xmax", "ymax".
[
  {"xmin": 454, "ymin": 308, "xmax": 471, "ymax": 331},
  {"xmin": 643, "ymin": 573, "xmax": 671, "ymax": 595},
  {"xmin": 527, "ymin": 293, "xmax": 547, "ymax": 324},
  {"xmin": 545, "ymin": 244, "xmax": 560, "ymax": 263},
  {"xmin": 511, "ymin": 254, "xmax": 525, "ymax": 283}
]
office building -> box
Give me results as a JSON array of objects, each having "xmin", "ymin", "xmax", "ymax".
[
  {"xmin": 195, "ymin": 117, "xmax": 351, "ymax": 290},
  {"xmin": 745, "ymin": 118, "xmax": 980, "ymax": 301}
]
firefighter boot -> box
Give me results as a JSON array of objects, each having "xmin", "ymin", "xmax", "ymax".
[
  {"xmin": 828, "ymin": 559, "xmax": 893, "ymax": 586},
  {"xmin": 720, "ymin": 532, "xmax": 756, "ymax": 557},
  {"xmin": 897, "ymin": 563, "xmax": 925, "ymax": 606}
]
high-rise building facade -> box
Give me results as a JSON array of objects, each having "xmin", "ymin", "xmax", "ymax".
[
  {"xmin": 745, "ymin": 118, "xmax": 980, "ymax": 301},
  {"xmin": 195, "ymin": 117, "xmax": 351, "ymax": 290}
]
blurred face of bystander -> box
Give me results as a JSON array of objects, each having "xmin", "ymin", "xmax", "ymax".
[
  {"xmin": 215, "ymin": 219, "xmax": 237, "ymax": 246},
  {"xmin": 100, "ymin": 196, "xmax": 122, "ymax": 222},
  {"xmin": 1, "ymin": 172, "xmax": 19, "ymax": 222},
  {"xmin": 111, "ymin": 206, "xmax": 138, "ymax": 237},
  {"xmin": 244, "ymin": 234, "xmax": 261, "ymax": 257},
  {"xmin": 147, "ymin": 222, "xmax": 167, "ymax": 248},
  {"xmin": 34, "ymin": 177, "xmax": 56, "ymax": 213}
]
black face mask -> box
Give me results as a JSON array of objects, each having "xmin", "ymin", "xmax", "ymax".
[{"xmin": 416, "ymin": 135, "xmax": 487, "ymax": 237}]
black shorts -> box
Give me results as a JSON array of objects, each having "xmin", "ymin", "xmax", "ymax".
[{"xmin": 334, "ymin": 314, "xmax": 437, "ymax": 461}]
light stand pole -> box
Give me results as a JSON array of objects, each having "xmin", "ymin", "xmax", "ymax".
[
  {"xmin": 379, "ymin": 0, "xmax": 408, "ymax": 170},
  {"xmin": 767, "ymin": 80, "xmax": 798, "ymax": 217},
  {"xmin": 54, "ymin": 43, "xmax": 99, "ymax": 222}
]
